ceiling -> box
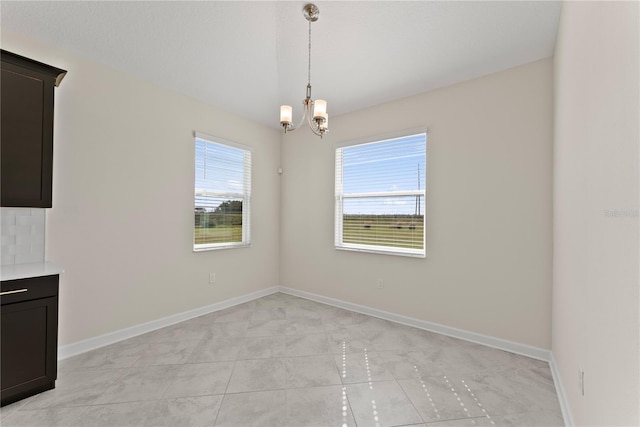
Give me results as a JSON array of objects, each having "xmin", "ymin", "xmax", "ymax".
[{"xmin": 1, "ymin": 1, "xmax": 561, "ymax": 129}]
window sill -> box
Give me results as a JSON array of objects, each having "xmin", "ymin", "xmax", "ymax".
[
  {"xmin": 336, "ymin": 244, "xmax": 425, "ymax": 258},
  {"xmin": 193, "ymin": 243, "xmax": 251, "ymax": 252}
]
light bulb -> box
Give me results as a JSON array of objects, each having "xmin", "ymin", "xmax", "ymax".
[{"xmin": 280, "ymin": 105, "xmax": 292, "ymax": 125}]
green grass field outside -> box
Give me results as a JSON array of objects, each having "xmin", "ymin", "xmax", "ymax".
[
  {"xmin": 194, "ymin": 215, "xmax": 423, "ymax": 249},
  {"xmin": 194, "ymin": 226, "xmax": 242, "ymax": 245},
  {"xmin": 343, "ymin": 215, "xmax": 424, "ymax": 249}
]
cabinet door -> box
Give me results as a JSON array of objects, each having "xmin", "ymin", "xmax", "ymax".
[
  {"xmin": 1, "ymin": 296, "xmax": 58, "ymax": 406},
  {"xmin": 0, "ymin": 67, "xmax": 54, "ymax": 207}
]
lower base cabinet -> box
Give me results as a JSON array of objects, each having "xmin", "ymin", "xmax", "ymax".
[{"xmin": 1, "ymin": 275, "xmax": 59, "ymax": 406}]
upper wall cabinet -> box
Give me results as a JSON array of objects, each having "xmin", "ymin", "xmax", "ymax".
[{"xmin": 1, "ymin": 50, "xmax": 66, "ymax": 208}]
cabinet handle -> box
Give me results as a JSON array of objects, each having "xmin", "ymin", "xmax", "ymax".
[{"xmin": 0, "ymin": 289, "xmax": 28, "ymax": 296}]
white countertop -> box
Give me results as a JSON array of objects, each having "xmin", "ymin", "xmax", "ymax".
[{"xmin": 1, "ymin": 262, "xmax": 64, "ymax": 282}]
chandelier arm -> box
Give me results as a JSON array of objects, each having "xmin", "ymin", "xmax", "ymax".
[
  {"xmin": 309, "ymin": 124, "xmax": 324, "ymax": 138},
  {"xmin": 307, "ymin": 118, "xmax": 322, "ymax": 137},
  {"xmin": 305, "ymin": 109, "xmax": 326, "ymax": 138},
  {"xmin": 285, "ymin": 101, "xmax": 310, "ymax": 133},
  {"xmin": 305, "ymin": 106, "xmax": 315, "ymax": 130},
  {"xmin": 296, "ymin": 102, "xmax": 311, "ymax": 130}
]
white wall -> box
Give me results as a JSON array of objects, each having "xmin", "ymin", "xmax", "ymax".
[
  {"xmin": 553, "ymin": 2, "xmax": 639, "ymax": 425},
  {"xmin": 1, "ymin": 30, "xmax": 282, "ymax": 346},
  {"xmin": 281, "ymin": 59, "xmax": 554, "ymax": 349}
]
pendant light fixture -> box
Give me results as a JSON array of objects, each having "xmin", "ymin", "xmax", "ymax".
[{"xmin": 279, "ymin": 3, "xmax": 328, "ymax": 138}]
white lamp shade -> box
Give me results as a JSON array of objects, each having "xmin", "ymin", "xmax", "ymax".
[
  {"xmin": 313, "ymin": 99, "xmax": 327, "ymax": 119},
  {"xmin": 280, "ymin": 105, "xmax": 293, "ymax": 124}
]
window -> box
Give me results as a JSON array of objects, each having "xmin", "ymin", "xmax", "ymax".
[
  {"xmin": 194, "ymin": 132, "xmax": 251, "ymax": 251},
  {"xmin": 335, "ymin": 131, "xmax": 426, "ymax": 257}
]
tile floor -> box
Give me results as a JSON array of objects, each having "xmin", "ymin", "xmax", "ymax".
[{"xmin": 0, "ymin": 292, "xmax": 564, "ymax": 426}]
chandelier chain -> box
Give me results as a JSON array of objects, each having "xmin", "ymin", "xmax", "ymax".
[{"xmin": 307, "ymin": 19, "xmax": 312, "ymax": 86}]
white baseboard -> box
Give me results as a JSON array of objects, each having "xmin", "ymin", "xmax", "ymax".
[
  {"xmin": 549, "ymin": 352, "xmax": 574, "ymax": 427},
  {"xmin": 60, "ymin": 285, "xmax": 549, "ymax": 363},
  {"xmin": 58, "ymin": 286, "xmax": 280, "ymax": 360},
  {"xmin": 279, "ymin": 286, "xmax": 551, "ymax": 362}
]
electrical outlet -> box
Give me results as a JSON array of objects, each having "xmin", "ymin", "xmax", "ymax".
[
  {"xmin": 376, "ymin": 279, "xmax": 384, "ymax": 289},
  {"xmin": 209, "ymin": 273, "xmax": 216, "ymax": 284},
  {"xmin": 578, "ymin": 368, "xmax": 584, "ymax": 396}
]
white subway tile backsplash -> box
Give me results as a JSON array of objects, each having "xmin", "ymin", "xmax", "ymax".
[
  {"xmin": 8, "ymin": 244, "xmax": 30, "ymax": 256},
  {"xmin": 15, "ymin": 251, "xmax": 46, "ymax": 264},
  {"xmin": 0, "ymin": 207, "xmax": 46, "ymax": 266},
  {"xmin": 31, "ymin": 241, "xmax": 45, "ymax": 255},
  {"xmin": 0, "ymin": 215, "xmax": 15, "ymax": 226},
  {"xmin": 16, "ymin": 233, "xmax": 40, "ymax": 245},
  {"xmin": 1, "ymin": 235, "xmax": 15, "ymax": 246},
  {"xmin": 4, "ymin": 208, "xmax": 31, "ymax": 217},
  {"xmin": 29, "ymin": 208, "xmax": 45, "ymax": 219},
  {"xmin": 15, "ymin": 225, "xmax": 32, "ymax": 236},
  {"xmin": 31, "ymin": 223, "xmax": 46, "ymax": 236},
  {"xmin": 17, "ymin": 215, "xmax": 43, "ymax": 226},
  {"xmin": 31, "ymin": 244, "xmax": 45, "ymax": 262},
  {"xmin": 3, "ymin": 225, "xmax": 16, "ymax": 236}
]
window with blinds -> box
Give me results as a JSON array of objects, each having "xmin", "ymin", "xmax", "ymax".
[
  {"xmin": 194, "ymin": 133, "xmax": 251, "ymax": 251},
  {"xmin": 335, "ymin": 132, "xmax": 426, "ymax": 257}
]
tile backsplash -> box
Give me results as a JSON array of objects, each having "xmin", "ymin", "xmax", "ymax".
[{"xmin": 1, "ymin": 208, "xmax": 46, "ymax": 265}]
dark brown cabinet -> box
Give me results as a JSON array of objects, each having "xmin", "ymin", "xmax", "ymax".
[
  {"xmin": 1, "ymin": 50, "xmax": 66, "ymax": 208},
  {"xmin": 1, "ymin": 275, "xmax": 59, "ymax": 406}
]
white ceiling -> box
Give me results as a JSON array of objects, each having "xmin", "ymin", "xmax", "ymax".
[{"xmin": 1, "ymin": 1, "xmax": 561, "ymax": 129}]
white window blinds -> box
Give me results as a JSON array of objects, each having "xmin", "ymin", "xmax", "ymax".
[
  {"xmin": 194, "ymin": 133, "xmax": 251, "ymax": 251},
  {"xmin": 335, "ymin": 132, "xmax": 426, "ymax": 257}
]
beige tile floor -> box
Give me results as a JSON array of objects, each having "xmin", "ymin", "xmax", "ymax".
[{"xmin": 0, "ymin": 292, "xmax": 564, "ymax": 426}]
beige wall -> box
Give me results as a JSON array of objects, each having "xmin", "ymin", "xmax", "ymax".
[
  {"xmin": 553, "ymin": 2, "xmax": 639, "ymax": 425},
  {"xmin": 4, "ymin": 22, "xmax": 557, "ymax": 362},
  {"xmin": 281, "ymin": 59, "xmax": 554, "ymax": 349},
  {"xmin": 1, "ymin": 30, "xmax": 282, "ymax": 346}
]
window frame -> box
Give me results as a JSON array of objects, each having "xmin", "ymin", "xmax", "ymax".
[
  {"xmin": 193, "ymin": 131, "xmax": 252, "ymax": 252},
  {"xmin": 335, "ymin": 129, "xmax": 427, "ymax": 258}
]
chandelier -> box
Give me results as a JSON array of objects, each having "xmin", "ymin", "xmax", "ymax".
[{"xmin": 279, "ymin": 3, "xmax": 328, "ymax": 138}]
